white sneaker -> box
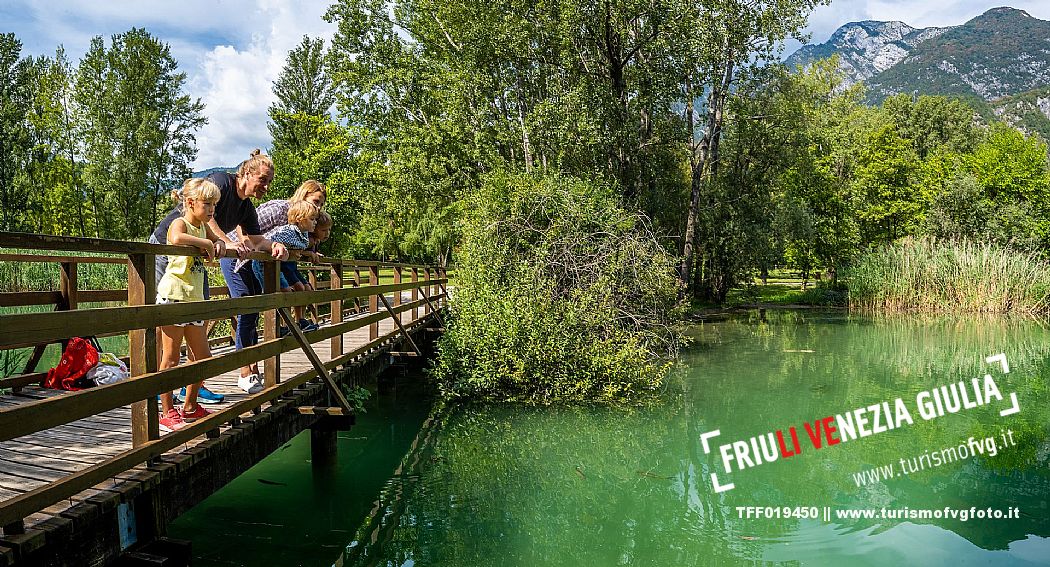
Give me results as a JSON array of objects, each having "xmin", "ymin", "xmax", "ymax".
[{"xmin": 238, "ymin": 373, "xmax": 264, "ymax": 394}]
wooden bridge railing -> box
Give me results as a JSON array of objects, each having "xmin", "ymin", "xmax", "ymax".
[
  {"xmin": 0, "ymin": 236, "xmax": 440, "ymax": 385},
  {"xmin": 0, "ymin": 231, "xmax": 448, "ymax": 532}
]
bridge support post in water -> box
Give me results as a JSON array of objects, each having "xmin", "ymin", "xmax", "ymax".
[
  {"xmin": 299, "ymin": 407, "xmax": 354, "ymax": 471},
  {"xmin": 310, "ymin": 427, "xmax": 338, "ymax": 469}
]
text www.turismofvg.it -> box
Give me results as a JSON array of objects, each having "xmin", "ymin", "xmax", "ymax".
[{"xmin": 851, "ymin": 429, "xmax": 1017, "ymax": 487}]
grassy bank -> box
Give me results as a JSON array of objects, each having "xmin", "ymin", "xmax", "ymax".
[
  {"xmin": 682, "ymin": 269, "xmax": 848, "ymax": 313},
  {"xmin": 846, "ymin": 237, "xmax": 1050, "ymax": 314}
]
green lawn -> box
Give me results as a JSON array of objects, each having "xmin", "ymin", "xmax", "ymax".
[{"xmin": 689, "ymin": 276, "xmax": 847, "ymax": 312}]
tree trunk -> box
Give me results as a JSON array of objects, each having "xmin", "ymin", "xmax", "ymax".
[
  {"xmin": 678, "ymin": 75, "xmax": 702, "ymax": 299},
  {"xmin": 65, "ymin": 116, "xmax": 84, "ymax": 237},
  {"xmin": 516, "ymin": 76, "xmax": 533, "ymax": 172},
  {"xmin": 678, "ymin": 50, "xmax": 734, "ymax": 299}
]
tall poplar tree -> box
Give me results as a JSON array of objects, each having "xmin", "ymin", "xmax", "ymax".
[
  {"xmin": 22, "ymin": 49, "xmax": 88, "ymax": 235},
  {"xmin": 674, "ymin": 0, "xmax": 825, "ymax": 300},
  {"xmin": 0, "ymin": 33, "xmax": 33, "ymax": 231},
  {"xmin": 74, "ymin": 28, "xmax": 204, "ymax": 238},
  {"xmin": 267, "ymin": 35, "xmax": 361, "ymax": 253},
  {"xmin": 268, "ymin": 35, "xmax": 339, "ymax": 196}
]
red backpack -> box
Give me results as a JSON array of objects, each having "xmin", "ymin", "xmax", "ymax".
[{"xmin": 44, "ymin": 337, "xmax": 100, "ymax": 391}]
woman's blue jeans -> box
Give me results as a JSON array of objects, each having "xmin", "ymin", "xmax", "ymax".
[{"xmin": 220, "ymin": 258, "xmax": 262, "ymax": 351}]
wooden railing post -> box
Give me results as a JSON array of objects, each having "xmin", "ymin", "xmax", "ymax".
[
  {"xmin": 393, "ymin": 266, "xmax": 402, "ymax": 324},
  {"xmin": 330, "ymin": 262, "xmax": 343, "ymax": 358},
  {"xmin": 438, "ymin": 266, "xmax": 447, "ymax": 308},
  {"xmin": 18, "ymin": 260, "xmax": 81, "ymax": 384},
  {"xmin": 424, "ymin": 267, "xmax": 432, "ymax": 315},
  {"xmin": 369, "ymin": 265, "xmax": 380, "ymax": 341},
  {"xmin": 306, "ymin": 267, "xmax": 319, "ymax": 324},
  {"xmin": 60, "ymin": 260, "xmax": 79, "ymax": 311},
  {"xmin": 262, "ymin": 259, "xmax": 280, "ymax": 387},
  {"xmin": 352, "ymin": 267, "xmax": 363, "ymax": 314},
  {"xmin": 128, "ymin": 253, "xmax": 158, "ymax": 447},
  {"xmin": 411, "ymin": 267, "xmax": 419, "ymax": 322}
]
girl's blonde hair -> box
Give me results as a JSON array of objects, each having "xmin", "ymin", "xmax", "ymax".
[
  {"xmin": 315, "ymin": 209, "xmax": 333, "ymax": 229},
  {"xmin": 171, "ymin": 178, "xmax": 221, "ymax": 206},
  {"xmin": 290, "ymin": 179, "xmax": 326, "ymax": 204},
  {"xmin": 237, "ymin": 148, "xmax": 273, "ymax": 177},
  {"xmin": 288, "ymin": 201, "xmax": 320, "ymax": 226}
]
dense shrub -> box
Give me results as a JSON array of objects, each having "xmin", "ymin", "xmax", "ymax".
[{"xmin": 432, "ymin": 172, "xmax": 681, "ymax": 405}]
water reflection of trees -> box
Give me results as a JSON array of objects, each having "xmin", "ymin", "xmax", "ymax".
[
  {"xmin": 340, "ymin": 312, "xmax": 1048, "ymax": 564},
  {"xmin": 339, "ymin": 402, "xmax": 787, "ymax": 566},
  {"xmin": 683, "ymin": 310, "xmax": 1050, "ymax": 552}
]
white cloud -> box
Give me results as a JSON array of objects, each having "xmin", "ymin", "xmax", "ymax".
[
  {"xmin": 186, "ymin": 1, "xmax": 337, "ymax": 168},
  {"xmin": 6, "ymin": 0, "xmax": 336, "ymax": 169}
]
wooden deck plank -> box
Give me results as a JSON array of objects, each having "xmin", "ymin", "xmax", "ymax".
[
  {"xmin": 0, "ymin": 452, "xmax": 143, "ymax": 482},
  {"xmin": 1, "ymin": 437, "xmax": 127, "ymax": 458}
]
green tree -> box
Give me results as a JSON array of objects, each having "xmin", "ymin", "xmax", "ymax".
[
  {"xmin": 924, "ymin": 173, "xmax": 990, "ymax": 241},
  {"xmin": 74, "ymin": 29, "xmax": 204, "ymax": 239},
  {"xmin": 0, "ymin": 33, "xmax": 33, "ymax": 231},
  {"xmin": 325, "ymin": 0, "xmax": 505, "ymax": 261},
  {"xmin": 696, "ymin": 58, "xmax": 861, "ymax": 292},
  {"xmin": 853, "ymin": 123, "xmax": 922, "ymax": 243},
  {"xmin": 780, "ymin": 58, "xmax": 867, "ymax": 277},
  {"xmin": 881, "ymin": 94, "xmax": 979, "ymax": 159},
  {"xmin": 965, "ymin": 122, "xmax": 1050, "ymax": 204},
  {"xmin": 268, "ymin": 35, "xmax": 362, "ymax": 256},
  {"xmin": 963, "ymin": 123, "xmax": 1050, "ymax": 250},
  {"xmin": 21, "ymin": 49, "xmax": 88, "ymax": 236},
  {"xmin": 676, "ymin": 0, "xmax": 826, "ymax": 299},
  {"xmin": 268, "ymin": 36, "xmax": 338, "ymax": 195}
]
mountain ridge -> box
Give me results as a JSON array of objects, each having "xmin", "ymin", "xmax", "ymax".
[
  {"xmin": 787, "ymin": 7, "xmax": 1050, "ymax": 102},
  {"xmin": 786, "ymin": 7, "xmax": 1050, "ymax": 139},
  {"xmin": 787, "ymin": 20, "xmax": 949, "ymax": 87}
]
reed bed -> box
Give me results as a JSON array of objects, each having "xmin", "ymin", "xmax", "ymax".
[
  {"xmin": 846, "ymin": 237, "xmax": 1050, "ymax": 314},
  {"xmin": 0, "ymin": 248, "xmax": 128, "ymax": 293}
]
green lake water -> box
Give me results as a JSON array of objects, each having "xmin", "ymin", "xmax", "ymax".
[{"xmin": 169, "ymin": 310, "xmax": 1050, "ymax": 566}]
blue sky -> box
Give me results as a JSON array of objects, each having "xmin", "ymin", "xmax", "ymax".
[{"xmin": 4, "ymin": 1, "xmax": 1050, "ymax": 169}]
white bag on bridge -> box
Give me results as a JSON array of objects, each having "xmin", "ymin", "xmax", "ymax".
[{"xmin": 87, "ymin": 352, "xmax": 130, "ymax": 386}]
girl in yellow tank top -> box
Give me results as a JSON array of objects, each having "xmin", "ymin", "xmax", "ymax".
[
  {"xmin": 158, "ymin": 218, "xmax": 210, "ymax": 301},
  {"xmin": 156, "ymin": 178, "xmax": 227, "ymax": 432}
]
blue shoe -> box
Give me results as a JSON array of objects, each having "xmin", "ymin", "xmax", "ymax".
[
  {"xmin": 197, "ymin": 385, "xmax": 225, "ymax": 404},
  {"xmin": 298, "ymin": 319, "xmax": 319, "ymax": 332},
  {"xmin": 175, "ymin": 386, "xmax": 225, "ymax": 405}
]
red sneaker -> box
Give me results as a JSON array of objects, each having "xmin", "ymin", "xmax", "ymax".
[
  {"xmin": 180, "ymin": 404, "xmax": 210, "ymax": 422},
  {"xmin": 159, "ymin": 408, "xmax": 186, "ymax": 432}
]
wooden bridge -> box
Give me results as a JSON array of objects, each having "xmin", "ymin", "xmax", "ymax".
[{"xmin": 0, "ymin": 232, "xmax": 448, "ymax": 566}]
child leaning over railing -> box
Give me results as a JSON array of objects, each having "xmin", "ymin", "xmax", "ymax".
[
  {"xmin": 156, "ymin": 178, "xmax": 227, "ymax": 432},
  {"xmin": 292, "ymin": 209, "xmax": 334, "ymax": 326},
  {"xmin": 251, "ymin": 201, "xmax": 320, "ymax": 333}
]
